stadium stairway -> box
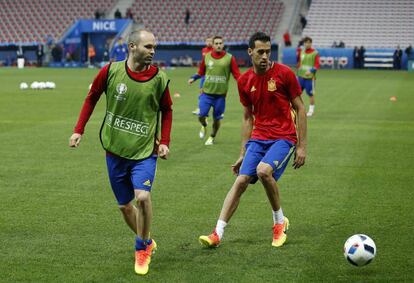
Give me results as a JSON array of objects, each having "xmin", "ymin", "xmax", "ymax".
[
  {"xmin": 108, "ymin": 0, "xmax": 135, "ymax": 19},
  {"xmin": 274, "ymin": 0, "xmax": 300, "ymax": 44}
]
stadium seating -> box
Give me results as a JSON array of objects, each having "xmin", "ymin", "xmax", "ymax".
[
  {"xmin": 130, "ymin": 0, "xmax": 284, "ymax": 42},
  {"xmin": 0, "ymin": 0, "xmax": 284, "ymax": 44},
  {"xmin": 0, "ymin": 0, "xmax": 117, "ymax": 44},
  {"xmin": 303, "ymin": 0, "xmax": 414, "ymax": 48}
]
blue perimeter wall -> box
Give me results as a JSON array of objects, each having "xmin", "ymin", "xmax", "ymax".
[{"xmin": 282, "ymin": 47, "xmax": 409, "ymax": 69}]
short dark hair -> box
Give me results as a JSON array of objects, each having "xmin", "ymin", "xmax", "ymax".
[
  {"xmin": 213, "ymin": 36, "xmax": 223, "ymax": 42},
  {"xmin": 249, "ymin": 32, "xmax": 271, "ymax": 49},
  {"xmin": 303, "ymin": 36, "xmax": 312, "ymax": 43}
]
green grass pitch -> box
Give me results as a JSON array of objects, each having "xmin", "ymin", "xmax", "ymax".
[{"xmin": 0, "ymin": 66, "xmax": 413, "ymax": 282}]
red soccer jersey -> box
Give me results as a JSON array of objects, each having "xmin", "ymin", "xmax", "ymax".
[
  {"xmin": 201, "ymin": 46, "xmax": 213, "ymax": 57},
  {"xmin": 238, "ymin": 62, "xmax": 302, "ymax": 143}
]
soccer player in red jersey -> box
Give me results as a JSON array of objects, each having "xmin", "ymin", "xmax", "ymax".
[
  {"xmin": 201, "ymin": 37, "xmax": 214, "ymax": 57},
  {"xmin": 69, "ymin": 30, "xmax": 172, "ymax": 275},
  {"xmin": 192, "ymin": 37, "xmax": 213, "ymax": 115},
  {"xmin": 199, "ymin": 32, "xmax": 307, "ymax": 248}
]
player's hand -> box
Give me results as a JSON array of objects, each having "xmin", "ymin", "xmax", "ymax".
[
  {"xmin": 69, "ymin": 133, "xmax": 82, "ymax": 148},
  {"xmin": 305, "ymin": 70, "xmax": 312, "ymax": 76},
  {"xmin": 188, "ymin": 78, "xmax": 194, "ymax": 85},
  {"xmin": 292, "ymin": 146, "xmax": 306, "ymax": 169},
  {"xmin": 231, "ymin": 156, "xmax": 244, "ymax": 175},
  {"xmin": 158, "ymin": 144, "xmax": 169, "ymax": 160}
]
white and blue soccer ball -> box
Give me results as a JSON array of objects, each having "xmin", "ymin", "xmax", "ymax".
[
  {"xmin": 38, "ymin": 82, "xmax": 46, "ymax": 89},
  {"xmin": 344, "ymin": 234, "xmax": 376, "ymax": 266},
  {"xmin": 30, "ymin": 81, "xmax": 39, "ymax": 89},
  {"xmin": 20, "ymin": 82, "xmax": 28, "ymax": 90},
  {"xmin": 45, "ymin": 81, "xmax": 56, "ymax": 89}
]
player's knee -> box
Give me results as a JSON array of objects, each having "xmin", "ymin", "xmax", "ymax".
[
  {"xmin": 135, "ymin": 191, "xmax": 150, "ymax": 204},
  {"xmin": 234, "ymin": 175, "xmax": 250, "ymax": 195},
  {"xmin": 236, "ymin": 175, "xmax": 251, "ymax": 187},
  {"xmin": 256, "ymin": 164, "xmax": 273, "ymax": 180},
  {"xmin": 119, "ymin": 203, "xmax": 134, "ymax": 215}
]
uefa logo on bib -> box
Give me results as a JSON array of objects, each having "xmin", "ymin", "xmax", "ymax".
[{"xmin": 115, "ymin": 83, "xmax": 128, "ymax": 101}]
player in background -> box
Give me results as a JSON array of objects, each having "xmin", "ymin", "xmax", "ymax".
[
  {"xmin": 111, "ymin": 37, "xmax": 128, "ymax": 62},
  {"xmin": 297, "ymin": 36, "xmax": 319, "ymax": 117},
  {"xmin": 199, "ymin": 32, "xmax": 307, "ymax": 248},
  {"xmin": 192, "ymin": 37, "xmax": 214, "ymax": 115},
  {"xmin": 69, "ymin": 30, "xmax": 172, "ymax": 276},
  {"xmin": 188, "ymin": 36, "xmax": 240, "ymax": 145}
]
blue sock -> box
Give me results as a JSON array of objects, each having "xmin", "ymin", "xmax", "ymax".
[
  {"xmin": 145, "ymin": 239, "xmax": 152, "ymax": 246},
  {"xmin": 135, "ymin": 237, "xmax": 146, "ymax": 251}
]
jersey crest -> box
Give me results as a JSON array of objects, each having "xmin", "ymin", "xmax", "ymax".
[{"xmin": 267, "ymin": 78, "xmax": 277, "ymax": 92}]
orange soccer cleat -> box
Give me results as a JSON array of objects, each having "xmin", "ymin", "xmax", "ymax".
[
  {"xmin": 272, "ymin": 217, "xmax": 290, "ymax": 247},
  {"xmin": 134, "ymin": 239, "xmax": 157, "ymax": 275},
  {"xmin": 199, "ymin": 230, "xmax": 220, "ymax": 248}
]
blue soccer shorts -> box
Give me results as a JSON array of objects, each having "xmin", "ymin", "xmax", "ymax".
[
  {"xmin": 106, "ymin": 153, "xmax": 157, "ymax": 205},
  {"xmin": 239, "ymin": 139, "xmax": 295, "ymax": 184},
  {"xmin": 298, "ymin": 77, "xmax": 315, "ymax": 96},
  {"xmin": 198, "ymin": 93, "xmax": 226, "ymax": 120}
]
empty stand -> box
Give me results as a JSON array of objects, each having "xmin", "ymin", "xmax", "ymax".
[
  {"xmin": 303, "ymin": 0, "xmax": 414, "ymax": 48},
  {"xmin": 130, "ymin": 0, "xmax": 284, "ymax": 43},
  {"xmin": 0, "ymin": 0, "xmax": 117, "ymax": 44},
  {"xmin": 0, "ymin": 0, "xmax": 285, "ymax": 44}
]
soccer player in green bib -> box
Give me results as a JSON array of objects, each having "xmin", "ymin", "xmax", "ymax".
[
  {"xmin": 69, "ymin": 30, "xmax": 173, "ymax": 275},
  {"xmin": 297, "ymin": 36, "xmax": 320, "ymax": 117},
  {"xmin": 188, "ymin": 36, "xmax": 241, "ymax": 145}
]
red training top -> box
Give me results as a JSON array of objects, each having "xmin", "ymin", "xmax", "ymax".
[
  {"xmin": 283, "ymin": 32, "xmax": 291, "ymax": 42},
  {"xmin": 201, "ymin": 46, "xmax": 213, "ymax": 57},
  {"xmin": 297, "ymin": 47, "xmax": 320, "ymax": 70},
  {"xmin": 197, "ymin": 51, "xmax": 241, "ymax": 81},
  {"xmin": 73, "ymin": 64, "xmax": 173, "ymax": 146},
  {"xmin": 237, "ymin": 62, "xmax": 302, "ymax": 143}
]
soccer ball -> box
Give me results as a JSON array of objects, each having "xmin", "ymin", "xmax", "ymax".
[
  {"xmin": 38, "ymin": 82, "xmax": 46, "ymax": 89},
  {"xmin": 30, "ymin": 81, "xmax": 39, "ymax": 89},
  {"xmin": 20, "ymin": 82, "xmax": 28, "ymax": 90},
  {"xmin": 45, "ymin": 81, "xmax": 56, "ymax": 89},
  {"xmin": 344, "ymin": 234, "xmax": 376, "ymax": 266}
]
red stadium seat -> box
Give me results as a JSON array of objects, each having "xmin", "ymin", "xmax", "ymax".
[{"xmin": 0, "ymin": 0, "xmax": 117, "ymax": 44}]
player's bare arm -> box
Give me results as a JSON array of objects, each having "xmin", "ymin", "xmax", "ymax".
[{"xmin": 291, "ymin": 96, "xmax": 307, "ymax": 169}]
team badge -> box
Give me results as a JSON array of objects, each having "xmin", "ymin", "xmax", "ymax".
[
  {"xmin": 207, "ymin": 60, "xmax": 214, "ymax": 69},
  {"xmin": 267, "ymin": 78, "xmax": 277, "ymax": 92},
  {"xmin": 115, "ymin": 83, "xmax": 127, "ymax": 101},
  {"xmin": 250, "ymin": 85, "xmax": 256, "ymax": 92}
]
